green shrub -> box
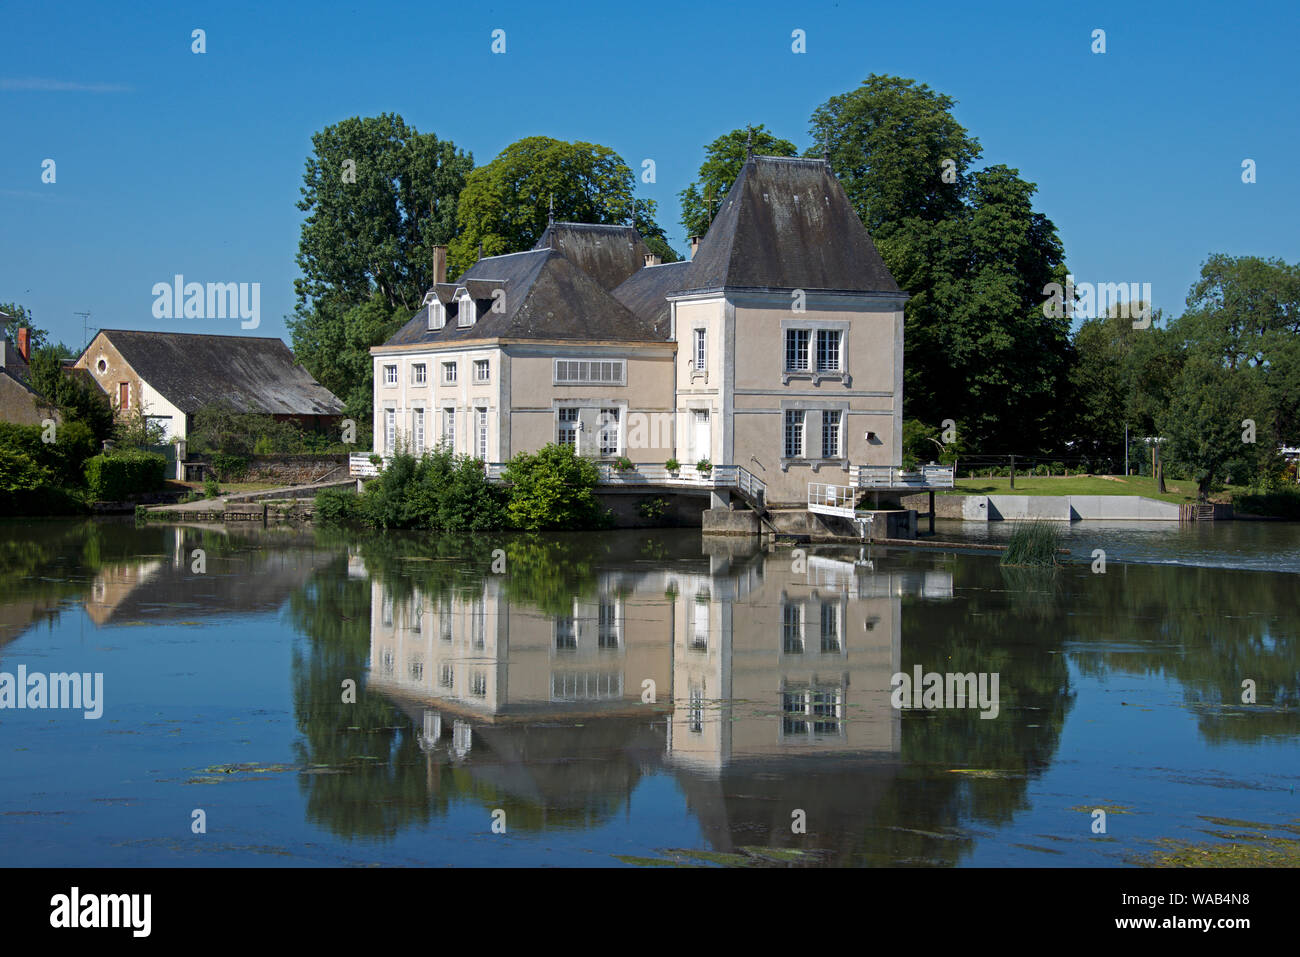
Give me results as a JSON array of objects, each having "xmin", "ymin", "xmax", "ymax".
[
  {"xmin": 665, "ymin": 457, "xmax": 681, "ymax": 472},
  {"xmin": 614, "ymin": 455, "xmax": 634, "ymax": 471},
  {"xmin": 84, "ymin": 450, "xmax": 166, "ymax": 501},
  {"xmin": 696, "ymin": 458, "xmax": 713, "ymax": 474},
  {"xmin": 502, "ymin": 443, "xmax": 604, "ymax": 530},
  {"xmin": 358, "ymin": 449, "xmax": 508, "ymax": 531},
  {"xmin": 1234, "ymin": 487, "xmax": 1300, "ymax": 519},
  {"xmin": 314, "ymin": 486, "xmax": 363, "ymax": 525},
  {"xmin": 208, "ymin": 452, "xmax": 249, "ymax": 481},
  {"xmin": 204, "ymin": 476, "xmax": 220, "ymax": 498},
  {"xmin": 1000, "ymin": 520, "xmax": 1062, "ymax": 567},
  {"xmin": 638, "ymin": 496, "xmax": 669, "ymax": 521},
  {"xmin": 0, "ymin": 420, "xmax": 96, "ymax": 488}
]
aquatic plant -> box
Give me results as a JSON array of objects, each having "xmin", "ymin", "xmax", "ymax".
[{"xmin": 1000, "ymin": 520, "xmax": 1062, "ymax": 567}]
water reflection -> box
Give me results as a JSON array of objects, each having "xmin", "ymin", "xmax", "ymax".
[{"xmin": 0, "ymin": 520, "xmax": 1295, "ymax": 865}]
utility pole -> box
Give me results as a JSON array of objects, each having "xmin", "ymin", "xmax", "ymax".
[
  {"xmin": 1124, "ymin": 424, "xmax": 1129, "ymax": 477},
  {"xmin": 1009, "ymin": 454, "xmax": 1016, "ymax": 490}
]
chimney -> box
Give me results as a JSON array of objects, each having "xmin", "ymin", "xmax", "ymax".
[
  {"xmin": 643, "ymin": 253, "xmax": 661, "ymax": 267},
  {"xmin": 432, "ymin": 245, "xmax": 448, "ymax": 285},
  {"xmin": 17, "ymin": 327, "xmax": 29, "ymax": 362},
  {"xmin": 689, "ymin": 236, "xmax": 700, "ymax": 260}
]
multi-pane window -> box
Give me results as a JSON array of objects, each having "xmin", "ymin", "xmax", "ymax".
[
  {"xmin": 412, "ymin": 408, "xmax": 425, "ymax": 454},
  {"xmin": 474, "ymin": 359, "xmax": 490, "ymax": 383},
  {"xmin": 471, "ymin": 600, "xmax": 486, "ymax": 650},
  {"xmin": 784, "ymin": 409, "xmax": 805, "ymax": 458},
  {"xmin": 475, "ymin": 408, "xmax": 488, "ymax": 460},
  {"xmin": 470, "ymin": 672, "xmax": 487, "ymax": 697},
  {"xmin": 782, "ymin": 604, "xmax": 803, "ymax": 654},
  {"xmin": 694, "ymin": 328, "xmax": 706, "ymax": 370},
  {"xmin": 816, "ymin": 330, "xmax": 842, "ymax": 371},
  {"xmin": 782, "ymin": 687, "xmax": 843, "ymax": 736},
  {"xmin": 597, "ymin": 600, "xmax": 619, "ymax": 649},
  {"xmin": 691, "ymin": 590, "xmax": 710, "ymax": 650},
  {"xmin": 820, "ymin": 603, "xmax": 841, "ymax": 653},
  {"xmin": 384, "ymin": 364, "xmax": 397, "ymax": 385},
  {"xmin": 439, "ymin": 603, "xmax": 452, "ymax": 642},
  {"xmin": 554, "ymin": 358, "xmax": 625, "ymax": 385},
  {"xmin": 784, "ymin": 329, "xmax": 810, "ymax": 371},
  {"xmin": 442, "ymin": 407, "xmax": 455, "ymax": 449},
  {"xmin": 555, "ymin": 617, "xmax": 577, "ymax": 651},
  {"xmin": 688, "ymin": 687, "xmax": 704, "ymax": 734},
  {"xmin": 385, "ymin": 409, "xmax": 396, "ymax": 453},
  {"xmin": 442, "ymin": 361, "xmax": 457, "ymax": 384},
  {"xmin": 438, "ymin": 664, "xmax": 453, "ymax": 689},
  {"xmin": 409, "ymin": 657, "xmax": 423, "ymax": 682},
  {"xmin": 557, "ymin": 407, "xmax": 579, "ymax": 449},
  {"xmin": 599, "ymin": 407, "xmax": 619, "ymax": 456},
  {"xmin": 412, "ymin": 363, "xmax": 427, "ymax": 384},
  {"xmin": 822, "ymin": 409, "xmax": 842, "ymax": 459}
]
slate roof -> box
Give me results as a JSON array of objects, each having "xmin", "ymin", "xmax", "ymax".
[
  {"xmin": 87, "ymin": 330, "xmax": 344, "ymax": 416},
  {"xmin": 611, "ymin": 261, "xmax": 691, "ymax": 338},
  {"xmin": 533, "ymin": 222, "xmax": 650, "ymax": 292},
  {"xmin": 383, "ymin": 248, "xmax": 665, "ymax": 347},
  {"xmin": 682, "ymin": 155, "xmax": 900, "ymax": 295}
]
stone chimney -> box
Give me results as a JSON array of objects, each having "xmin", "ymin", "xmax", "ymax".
[
  {"xmin": 17, "ymin": 327, "xmax": 29, "ymax": 362},
  {"xmin": 689, "ymin": 236, "xmax": 700, "ymax": 260},
  {"xmin": 643, "ymin": 253, "xmax": 661, "ymax": 267},
  {"xmin": 432, "ymin": 245, "xmax": 448, "ymax": 285}
]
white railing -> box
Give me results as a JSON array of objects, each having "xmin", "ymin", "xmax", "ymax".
[
  {"xmin": 852, "ymin": 464, "xmax": 954, "ymax": 489},
  {"xmin": 483, "ymin": 461, "xmax": 766, "ymax": 504},
  {"xmin": 350, "ymin": 453, "xmax": 387, "ymax": 477},
  {"xmin": 808, "ymin": 483, "xmax": 860, "ymax": 518}
]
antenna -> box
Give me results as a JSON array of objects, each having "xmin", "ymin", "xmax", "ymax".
[{"xmin": 75, "ymin": 311, "xmax": 92, "ymax": 351}]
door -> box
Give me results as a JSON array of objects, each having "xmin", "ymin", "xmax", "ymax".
[{"xmin": 692, "ymin": 410, "xmax": 711, "ymax": 463}]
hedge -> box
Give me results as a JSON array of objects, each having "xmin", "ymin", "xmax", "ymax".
[{"xmin": 85, "ymin": 451, "xmax": 167, "ymax": 501}]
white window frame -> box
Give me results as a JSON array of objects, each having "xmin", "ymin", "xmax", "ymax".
[
  {"xmin": 442, "ymin": 361, "xmax": 457, "ymax": 384},
  {"xmin": 598, "ymin": 407, "xmax": 620, "ymax": 457},
  {"xmin": 694, "ymin": 328, "xmax": 706, "ymax": 370},
  {"xmin": 554, "ymin": 358, "xmax": 626, "ymax": 385},
  {"xmin": 384, "ymin": 364, "xmax": 398, "ymax": 386},
  {"xmin": 412, "ymin": 363, "xmax": 427, "ymax": 385},
  {"xmin": 456, "ymin": 294, "xmax": 476, "ymax": 327},
  {"xmin": 822, "ymin": 409, "xmax": 842, "ymax": 459},
  {"xmin": 474, "ymin": 359, "xmax": 490, "ymax": 383},
  {"xmin": 385, "ymin": 408, "xmax": 397, "ymax": 453},
  {"xmin": 557, "ymin": 406, "xmax": 579, "ymax": 449},
  {"xmin": 424, "ymin": 293, "xmax": 445, "ymax": 330},
  {"xmin": 784, "ymin": 409, "xmax": 805, "ymax": 459},
  {"xmin": 784, "ymin": 329, "xmax": 810, "ymax": 372},
  {"xmin": 412, "ymin": 407, "xmax": 425, "ymax": 454},
  {"xmin": 442, "ymin": 406, "xmax": 456, "ymax": 449},
  {"xmin": 816, "ymin": 329, "xmax": 842, "ymax": 372},
  {"xmin": 475, "ymin": 407, "xmax": 488, "ymax": 460}
]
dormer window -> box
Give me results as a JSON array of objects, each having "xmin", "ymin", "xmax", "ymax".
[
  {"xmin": 456, "ymin": 293, "xmax": 476, "ymax": 328},
  {"xmin": 424, "ymin": 292, "xmax": 444, "ymax": 330}
]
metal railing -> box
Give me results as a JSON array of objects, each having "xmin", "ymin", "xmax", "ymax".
[
  {"xmin": 808, "ymin": 483, "xmax": 860, "ymax": 518},
  {"xmin": 851, "ymin": 464, "xmax": 954, "ymax": 489}
]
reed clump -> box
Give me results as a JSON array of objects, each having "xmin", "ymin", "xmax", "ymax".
[{"xmin": 1000, "ymin": 520, "xmax": 1062, "ymax": 567}]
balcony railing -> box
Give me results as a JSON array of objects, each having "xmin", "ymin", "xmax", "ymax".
[{"xmin": 851, "ymin": 465, "xmax": 954, "ymax": 489}]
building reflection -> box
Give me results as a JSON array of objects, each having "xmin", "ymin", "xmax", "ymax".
[{"xmin": 364, "ymin": 537, "xmax": 961, "ymax": 859}]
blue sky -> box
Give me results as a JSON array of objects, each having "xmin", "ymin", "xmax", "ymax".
[{"xmin": 2, "ymin": 0, "xmax": 1297, "ymax": 350}]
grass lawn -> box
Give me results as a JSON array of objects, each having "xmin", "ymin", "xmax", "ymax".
[{"xmin": 941, "ymin": 474, "xmax": 1241, "ymax": 504}]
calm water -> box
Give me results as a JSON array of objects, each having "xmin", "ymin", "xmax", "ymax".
[{"xmin": 0, "ymin": 518, "xmax": 1296, "ymax": 867}]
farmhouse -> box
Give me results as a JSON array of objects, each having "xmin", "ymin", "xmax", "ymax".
[
  {"xmin": 370, "ymin": 153, "xmax": 912, "ymax": 506},
  {"xmin": 74, "ymin": 329, "xmax": 344, "ymax": 441}
]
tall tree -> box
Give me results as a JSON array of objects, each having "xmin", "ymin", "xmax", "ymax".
[
  {"xmin": 290, "ymin": 115, "xmax": 466, "ymax": 427},
  {"xmin": 294, "ymin": 114, "xmax": 472, "ymax": 313},
  {"xmin": 808, "ymin": 75, "xmax": 1070, "ymax": 454},
  {"xmin": 678, "ymin": 125, "xmax": 798, "ymax": 237},
  {"xmin": 450, "ymin": 136, "xmax": 666, "ymax": 276},
  {"xmin": 0, "ymin": 302, "xmax": 47, "ymax": 352}
]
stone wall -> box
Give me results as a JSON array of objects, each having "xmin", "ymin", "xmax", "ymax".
[
  {"xmin": 188, "ymin": 454, "xmax": 349, "ymax": 485},
  {"xmin": 595, "ymin": 490, "xmax": 708, "ymax": 528}
]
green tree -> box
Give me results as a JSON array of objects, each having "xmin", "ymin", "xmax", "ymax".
[
  {"xmin": 450, "ymin": 136, "xmax": 666, "ymax": 276},
  {"xmin": 0, "ymin": 302, "xmax": 47, "ymax": 352},
  {"xmin": 1160, "ymin": 355, "xmax": 1271, "ymax": 499},
  {"xmin": 809, "ymin": 75, "xmax": 1070, "ymax": 455},
  {"xmin": 678, "ymin": 125, "xmax": 798, "ymax": 237},
  {"xmin": 294, "ymin": 114, "xmax": 473, "ymax": 313},
  {"xmin": 27, "ymin": 346, "xmax": 114, "ymax": 445},
  {"xmin": 502, "ymin": 443, "xmax": 604, "ymax": 530}
]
